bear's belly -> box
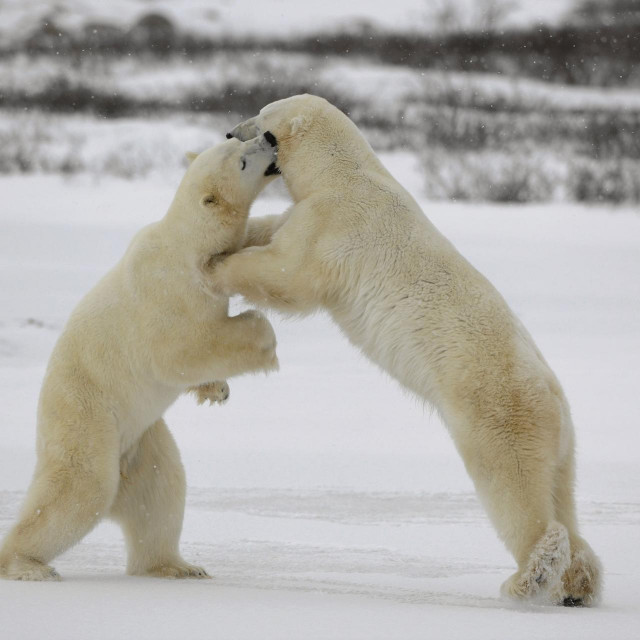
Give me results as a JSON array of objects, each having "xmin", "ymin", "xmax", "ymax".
[{"xmin": 116, "ymin": 383, "xmax": 180, "ymax": 454}]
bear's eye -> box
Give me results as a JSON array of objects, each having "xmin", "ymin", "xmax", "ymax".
[
  {"xmin": 241, "ymin": 159, "xmax": 246, "ymax": 171},
  {"xmin": 201, "ymin": 194, "xmax": 217, "ymax": 207}
]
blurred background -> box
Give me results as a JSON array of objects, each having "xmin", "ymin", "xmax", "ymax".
[{"xmin": 1, "ymin": 0, "xmax": 639, "ymax": 203}]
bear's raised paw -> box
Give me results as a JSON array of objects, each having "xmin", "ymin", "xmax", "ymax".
[{"xmin": 190, "ymin": 381, "xmax": 230, "ymax": 405}]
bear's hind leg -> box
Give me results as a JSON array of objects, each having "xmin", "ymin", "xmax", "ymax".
[
  {"xmin": 552, "ymin": 452, "xmax": 603, "ymax": 606},
  {"xmin": 453, "ymin": 421, "xmax": 571, "ymax": 604},
  {"xmin": 0, "ymin": 432, "xmax": 120, "ymax": 581},
  {"xmin": 110, "ymin": 419, "xmax": 208, "ymax": 579}
]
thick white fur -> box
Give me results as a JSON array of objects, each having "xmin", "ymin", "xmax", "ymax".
[
  {"xmin": 0, "ymin": 137, "xmax": 279, "ymax": 581},
  {"xmin": 215, "ymin": 94, "xmax": 602, "ymax": 605}
]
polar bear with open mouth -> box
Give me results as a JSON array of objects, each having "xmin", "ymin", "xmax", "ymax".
[
  {"xmin": 0, "ymin": 135, "xmax": 279, "ymax": 581},
  {"xmin": 214, "ymin": 94, "xmax": 602, "ymax": 606}
]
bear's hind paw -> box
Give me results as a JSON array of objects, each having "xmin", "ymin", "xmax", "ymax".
[
  {"xmin": 141, "ymin": 560, "xmax": 210, "ymax": 580},
  {"xmin": 0, "ymin": 556, "xmax": 61, "ymax": 581}
]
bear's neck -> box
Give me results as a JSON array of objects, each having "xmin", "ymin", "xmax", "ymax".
[
  {"xmin": 281, "ymin": 123, "xmax": 387, "ymax": 202},
  {"xmin": 161, "ymin": 198, "xmax": 233, "ymax": 267}
]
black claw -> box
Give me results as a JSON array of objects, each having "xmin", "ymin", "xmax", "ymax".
[{"xmin": 562, "ymin": 596, "xmax": 584, "ymax": 607}]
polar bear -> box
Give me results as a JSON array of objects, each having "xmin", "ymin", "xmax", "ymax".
[
  {"xmin": 0, "ymin": 135, "xmax": 279, "ymax": 581},
  {"xmin": 214, "ymin": 95, "xmax": 602, "ymax": 605}
]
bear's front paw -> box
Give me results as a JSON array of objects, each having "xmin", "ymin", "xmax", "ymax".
[
  {"xmin": 190, "ymin": 381, "xmax": 230, "ymax": 405},
  {"xmin": 232, "ymin": 309, "xmax": 279, "ymax": 372},
  {"xmin": 244, "ymin": 310, "xmax": 278, "ymax": 351},
  {"xmin": 257, "ymin": 338, "xmax": 279, "ymax": 373},
  {"xmin": 201, "ymin": 255, "xmax": 234, "ymax": 297}
]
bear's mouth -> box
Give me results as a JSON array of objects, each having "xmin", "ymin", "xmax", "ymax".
[
  {"xmin": 263, "ymin": 131, "xmax": 277, "ymax": 147},
  {"xmin": 264, "ymin": 162, "xmax": 281, "ymax": 176},
  {"xmin": 263, "ymin": 131, "xmax": 279, "ymax": 176}
]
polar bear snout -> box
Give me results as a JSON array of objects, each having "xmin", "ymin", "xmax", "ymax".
[
  {"xmin": 253, "ymin": 133, "xmax": 280, "ymax": 176},
  {"xmin": 239, "ymin": 134, "xmax": 278, "ymax": 179},
  {"xmin": 227, "ymin": 116, "xmax": 260, "ymax": 142}
]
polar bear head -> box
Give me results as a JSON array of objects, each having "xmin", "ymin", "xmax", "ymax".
[
  {"xmin": 226, "ymin": 94, "xmax": 323, "ymax": 149},
  {"xmin": 226, "ymin": 94, "xmax": 367, "ymax": 199},
  {"xmin": 185, "ymin": 133, "xmax": 278, "ymax": 211},
  {"xmin": 170, "ymin": 134, "xmax": 278, "ymax": 256}
]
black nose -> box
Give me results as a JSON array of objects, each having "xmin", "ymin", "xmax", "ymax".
[
  {"xmin": 264, "ymin": 131, "xmax": 277, "ymax": 147},
  {"xmin": 225, "ymin": 133, "xmax": 233, "ymax": 139}
]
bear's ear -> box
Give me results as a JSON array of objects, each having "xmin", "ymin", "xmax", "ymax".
[
  {"xmin": 185, "ymin": 151, "xmax": 199, "ymax": 165},
  {"xmin": 200, "ymin": 193, "xmax": 218, "ymax": 209},
  {"xmin": 290, "ymin": 115, "xmax": 310, "ymax": 136}
]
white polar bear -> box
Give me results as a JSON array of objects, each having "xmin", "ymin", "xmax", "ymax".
[
  {"xmin": 215, "ymin": 95, "xmax": 602, "ymax": 606},
  {"xmin": 0, "ymin": 135, "xmax": 279, "ymax": 581}
]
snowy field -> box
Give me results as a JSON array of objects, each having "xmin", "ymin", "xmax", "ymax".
[{"xmin": 0, "ymin": 154, "xmax": 639, "ymax": 638}]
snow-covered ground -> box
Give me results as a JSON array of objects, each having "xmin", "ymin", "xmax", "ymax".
[{"xmin": 1, "ymin": 155, "xmax": 639, "ymax": 638}]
